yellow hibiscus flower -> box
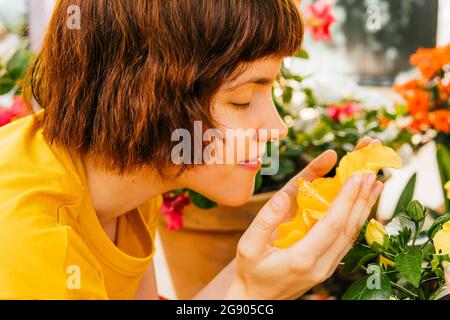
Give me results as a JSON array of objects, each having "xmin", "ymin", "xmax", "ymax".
[
  {"xmin": 445, "ymin": 180, "xmax": 450, "ymax": 199},
  {"xmin": 433, "ymin": 221, "xmax": 450, "ymax": 256},
  {"xmin": 273, "ymin": 144, "xmax": 402, "ymax": 249}
]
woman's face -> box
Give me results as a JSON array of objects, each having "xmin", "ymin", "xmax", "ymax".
[{"xmin": 178, "ymin": 57, "xmax": 288, "ymax": 206}]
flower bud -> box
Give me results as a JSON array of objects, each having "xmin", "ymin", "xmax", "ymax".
[
  {"xmin": 365, "ymin": 219, "xmax": 388, "ymax": 253},
  {"xmin": 405, "ymin": 200, "xmax": 426, "ymax": 223}
]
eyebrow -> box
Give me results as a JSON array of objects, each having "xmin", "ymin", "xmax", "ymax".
[{"xmin": 226, "ymin": 77, "xmax": 275, "ymax": 91}]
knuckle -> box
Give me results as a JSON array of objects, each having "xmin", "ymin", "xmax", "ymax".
[
  {"xmin": 344, "ymin": 224, "xmax": 360, "ymax": 242},
  {"xmin": 311, "ymin": 270, "xmax": 329, "ymax": 284},
  {"xmin": 289, "ymin": 253, "xmax": 314, "ymax": 273},
  {"xmin": 236, "ymin": 241, "xmax": 254, "ymax": 261},
  {"xmin": 326, "ymin": 219, "xmax": 343, "ymax": 235},
  {"xmin": 254, "ymin": 215, "xmax": 275, "ymax": 232}
]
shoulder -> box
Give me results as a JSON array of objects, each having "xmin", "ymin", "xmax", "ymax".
[
  {"xmin": 0, "ymin": 214, "xmax": 70, "ymax": 299},
  {"xmin": 0, "ymin": 206, "xmax": 108, "ymax": 299}
]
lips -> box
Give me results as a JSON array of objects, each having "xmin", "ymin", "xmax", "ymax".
[{"xmin": 237, "ymin": 158, "xmax": 263, "ymax": 170}]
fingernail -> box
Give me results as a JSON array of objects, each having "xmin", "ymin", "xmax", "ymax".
[
  {"xmin": 271, "ymin": 193, "xmax": 287, "ymax": 211},
  {"xmin": 366, "ymin": 174, "xmax": 376, "ymax": 186},
  {"xmin": 370, "ymin": 139, "xmax": 382, "ymax": 145},
  {"xmin": 352, "ymin": 174, "xmax": 362, "ymax": 187}
]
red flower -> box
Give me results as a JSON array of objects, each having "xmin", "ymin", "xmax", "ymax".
[
  {"xmin": 327, "ymin": 102, "xmax": 360, "ymax": 122},
  {"xmin": 304, "ymin": 0, "xmax": 336, "ymax": 42},
  {"xmin": 160, "ymin": 192, "xmax": 190, "ymax": 231}
]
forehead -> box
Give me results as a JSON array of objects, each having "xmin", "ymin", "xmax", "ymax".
[{"xmin": 224, "ymin": 57, "xmax": 283, "ymax": 91}]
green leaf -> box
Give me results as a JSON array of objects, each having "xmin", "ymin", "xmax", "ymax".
[
  {"xmin": 0, "ymin": 77, "xmax": 16, "ymax": 95},
  {"xmin": 393, "ymin": 173, "xmax": 417, "ymax": 217},
  {"xmin": 188, "ymin": 190, "xmax": 217, "ymax": 209},
  {"xmin": 436, "ymin": 144, "xmax": 450, "ymax": 212},
  {"xmin": 342, "ymin": 268, "xmax": 392, "ymax": 300},
  {"xmin": 295, "ymin": 49, "xmax": 309, "ymax": 59},
  {"xmin": 395, "ymin": 249, "xmax": 423, "ymax": 288},
  {"xmin": 254, "ymin": 170, "xmax": 263, "ymax": 193},
  {"xmin": 282, "ymin": 86, "xmax": 293, "ymax": 104},
  {"xmin": 269, "ymin": 158, "xmax": 296, "ymax": 182},
  {"xmin": 342, "ymin": 244, "xmax": 378, "ymax": 273},
  {"xmin": 7, "ymin": 49, "xmax": 33, "ymax": 81}
]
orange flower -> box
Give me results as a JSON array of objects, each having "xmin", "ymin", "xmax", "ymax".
[
  {"xmin": 409, "ymin": 112, "xmax": 431, "ymax": 132},
  {"xmin": 273, "ymin": 144, "xmax": 402, "ymax": 249},
  {"xmin": 410, "ymin": 44, "xmax": 450, "ymax": 79},
  {"xmin": 429, "ymin": 110, "xmax": 450, "ymax": 133},
  {"xmin": 394, "ymin": 79, "xmax": 431, "ymax": 114}
]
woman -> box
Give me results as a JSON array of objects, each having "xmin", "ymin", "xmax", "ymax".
[{"xmin": 0, "ymin": 0, "xmax": 385, "ymax": 299}]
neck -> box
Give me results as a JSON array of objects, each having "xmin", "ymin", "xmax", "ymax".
[{"xmin": 82, "ymin": 156, "xmax": 178, "ymax": 226}]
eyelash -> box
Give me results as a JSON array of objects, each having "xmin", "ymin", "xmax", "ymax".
[{"xmin": 232, "ymin": 103, "xmax": 251, "ymax": 110}]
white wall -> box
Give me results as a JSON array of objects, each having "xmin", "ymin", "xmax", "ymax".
[
  {"xmin": 437, "ymin": 0, "xmax": 450, "ymax": 45},
  {"xmin": 29, "ymin": 0, "xmax": 56, "ymax": 51}
]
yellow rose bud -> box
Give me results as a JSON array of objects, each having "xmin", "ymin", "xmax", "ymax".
[
  {"xmin": 433, "ymin": 221, "xmax": 450, "ymax": 255},
  {"xmin": 365, "ymin": 219, "xmax": 387, "ymax": 251}
]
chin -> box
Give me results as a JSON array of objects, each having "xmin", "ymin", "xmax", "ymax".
[{"xmin": 216, "ymin": 186, "xmax": 255, "ymax": 207}]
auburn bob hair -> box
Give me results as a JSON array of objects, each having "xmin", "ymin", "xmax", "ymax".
[{"xmin": 24, "ymin": 0, "xmax": 304, "ymax": 175}]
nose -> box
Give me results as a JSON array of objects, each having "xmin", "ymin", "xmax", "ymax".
[{"xmin": 257, "ymin": 101, "xmax": 288, "ymax": 143}]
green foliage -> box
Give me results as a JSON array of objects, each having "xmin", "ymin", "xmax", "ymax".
[
  {"xmin": 393, "ymin": 173, "xmax": 417, "ymax": 217},
  {"xmin": 342, "ymin": 199, "xmax": 450, "ymax": 300},
  {"xmin": 436, "ymin": 144, "xmax": 450, "ymax": 212}
]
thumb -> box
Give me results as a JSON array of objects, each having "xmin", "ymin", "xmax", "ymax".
[{"xmin": 239, "ymin": 191, "xmax": 291, "ymax": 254}]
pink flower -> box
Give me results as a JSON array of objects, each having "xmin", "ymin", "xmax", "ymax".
[
  {"xmin": 304, "ymin": 0, "xmax": 336, "ymax": 42},
  {"xmin": 0, "ymin": 96, "xmax": 29, "ymax": 128},
  {"xmin": 0, "ymin": 108, "xmax": 14, "ymax": 127},
  {"xmin": 327, "ymin": 102, "xmax": 360, "ymax": 122},
  {"xmin": 160, "ymin": 192, "xmax": 191, "ymax": 231},
  {"xmin": 11, "ymin": 96, "xmax": 29, "ymax": 118}
]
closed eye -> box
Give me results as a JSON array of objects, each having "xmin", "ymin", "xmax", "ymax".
[{"xmin": 231, "ymin": 103, "xmax": 251, "ymax": 110}]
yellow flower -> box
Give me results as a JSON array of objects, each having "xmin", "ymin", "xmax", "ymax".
[
  {"xmin": 336, "ymin": 144, "xmax": 402, "ymax": 185},
  {"xmin": 433, "ymin": 221, "xmax": 450, "ymax": 255},
  {"xmin": 273, "ymin": 144, "xmax": 402, "ymax": 249},
  {"xmin": 379, "ymin": 255, "xmax": 395, "ymax": 270},
  {"xmin": 445, "ymin": 181, "xmax": 450, "ymax": 199},
  {"xmin": 365, "ymin": 219, "xmax": 387, "ymax": 249}
]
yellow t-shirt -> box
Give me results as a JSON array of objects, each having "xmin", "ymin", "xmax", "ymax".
[{"xmin": 0, "ymin": 110, "xmax": 163, "ymax": 299}]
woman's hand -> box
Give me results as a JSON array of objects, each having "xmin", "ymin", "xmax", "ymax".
[{"xmin": 227, "ymin": 137, "xmax": 384, "ymax": 300}]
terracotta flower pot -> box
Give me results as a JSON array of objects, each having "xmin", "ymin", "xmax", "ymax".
[{"xmin": 158, "ymin": 191, "xmax": 275, "ymax": 299}]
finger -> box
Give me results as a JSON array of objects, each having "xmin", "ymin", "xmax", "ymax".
[
  {"xmin": 281, "ymin": 150, "xmax": 338, "ymax": 198},
  {"xmin": 289, "ymin": 173, "xmax": 363, "ymax": 259},
  {"xmin": 355, "ymin": 136, "xmax": 372, "ymax": 150},
  {"xmin": 344, "ymin": 173, "xmax": 377, "ymax": 238},
  {"xmin": 358, "ymin": 181, "xmax": 384, "ymax": 227},
  {"xmin": 240, "ymin": 191, "xmax": 291, "ymax": 254},
  {"xmin": 445, "ymin": 265, "xmax": 450, "ymax": 292},
  {"xmin": 355, "ymin": 137, "xmax": 382, "ymax": 151},
  {"xmin": 320, "ymin": 180, "xmax": 384, "ymax": 277}
]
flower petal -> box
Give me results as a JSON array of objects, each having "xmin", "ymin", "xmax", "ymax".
[{"xmin": 337, "ymin": 144, "xmax": 402, "ymax": 185}]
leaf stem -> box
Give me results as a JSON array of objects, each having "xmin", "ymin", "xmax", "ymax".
[
  {"xmin": 412, "ymin": 222, "xmax": 419, "ymax": 247},
  {"xmin": 390, "ymin": 281, "xmax": 419, "ymax": 299},
  {"xmin": 420, "ymin": 238, "xmax": 431, "ymax": 249}
]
